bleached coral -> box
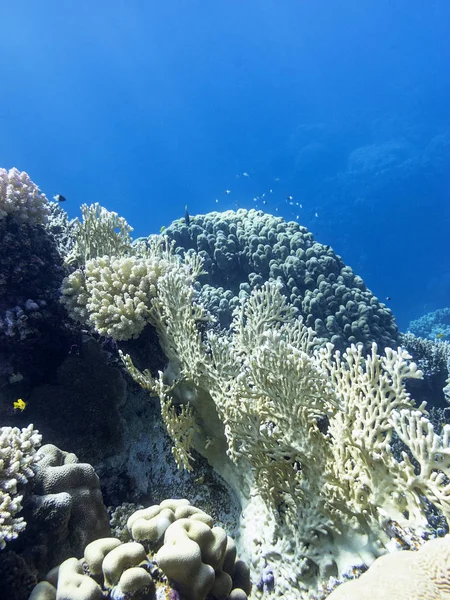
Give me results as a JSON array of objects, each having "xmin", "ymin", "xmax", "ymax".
[
  {"xmin": 0, "ymin": 167, "xmax": 49, "ymax": 224},
  {"xmin": 0, "ymin": 424, "xmax": 42, "ymax": 549}
]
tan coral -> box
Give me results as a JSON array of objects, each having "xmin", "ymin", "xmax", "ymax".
[{"xmin": 327, "ymin": 535, "xmax": 450, "ymax": 600}]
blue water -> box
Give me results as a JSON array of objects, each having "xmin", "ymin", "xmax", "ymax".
[{"xmin": 1, "ymin": 0, "xmax": 449, "ymax": 330}]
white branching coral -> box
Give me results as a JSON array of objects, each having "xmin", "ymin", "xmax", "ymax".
[
  {"xmin": 120, "ymin": 276, "xmax": 450, "ymax": 598},
  {"xmin": 0, "ymin": 424, "xmax": 42, "ymax": 549},
  {"xmin": 0, "ymin": 167, "xmax": 49, "ymax": 224},
  {"xmin": 65, "ymin": 202, "xmax": 133, "ymax": 266},
  {"xmin": 119, "ymin": 248, "xmax": 206, "ymax": 469},
  {"xmin": 60, "ymin": 237, "xmax": 198, "ymax": 341},
  {"xmin": 64, "ymin": 230, "xmax": 450, "ymax": 598}
]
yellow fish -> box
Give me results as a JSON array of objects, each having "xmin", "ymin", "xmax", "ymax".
[
  {"xmin": 436, "ymin": 333, "xmax": 445, "ymax": 339},
  {"xmin": 13, "ymin": 398, "xmax": 26, "ymax": 411}
]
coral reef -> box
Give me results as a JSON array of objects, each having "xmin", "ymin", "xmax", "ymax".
[
  {"xmin": 60, "ymin": 237, "xmax": 203, "ymax": 342},
  {"xmin": 28, "ymin": 499, "xmax": 249, "ymax": 600},
  {"xmin": 400, "ymin": 333, "xmax": 450, "ymax": 408},
  {"xmin": 2, "ymin": 194, "xmax": 449, "ymax": 600},
  {"xmin": 0, "ymin": 170, "xmax": 74, "ymax": 393},
  {"xmin": 1, "ymin": 444, "xmax": 110, "ymax": 599},
  {"xmin": 408, "ymin": 307, "xmax": 450, "ymax": 342},
  {"xmin": 163, "ymin": 208, "xmax": 398, "ymax": 351},
  {"xmin": 45, "ymin": 201, "xmax": 76, "ymax": 264},
  {"xmin": 25, "ymin": 336, "xmax": 127, "ymax": 465},
  {"xmin": 28, "ymin": 444, "xmax": 110, "ymax": 563},
  {"xmin": 54, "ymin": 203, "xmax": 450, "ymax": 598},
  {"xmin": 121, "ymin": 269, "xmax": 450, "ymax": 598},
  {"xmin": 0, "ymin": 550, "xmax": 38, "ymax": 600},
  {"xmin": 347, "ymin": 138, "xmax": 417, "ymax": 177},
  {"xmin": 0, "ymin": 168, "xmax": 49, "ymax": 224},
  {"xmin": 327, "ymin": 534, "xmax": 450, "ymax": 599},
  {"xmin": 65, "ymin": 202, "xmax": 133, "ymax": 267},
  {"xmin": 0, "ymin": 424, "xmax": 42, "ymax": 549}
]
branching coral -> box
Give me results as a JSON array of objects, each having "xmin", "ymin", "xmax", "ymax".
[
  {"xmin": 120, "ymin": 275, "xmax": 450, "ymax": 597},
  {"xmin": 0, "ymin": 424, "xmax": 42, "ymax": 549},
  {"xmin": 0, "ymin": 167, "xmax": 49, "ymax": 224},
  {"xmin": 60, "ymin": 237, "xmax": 200, "ymax": 341},
  {"xmin": 61, "ymin": 219, "xmax": 450, "ymax": 597},
  {"xmin": 65, "ymin": 202, "xmax": 133, "ymax": 266}
]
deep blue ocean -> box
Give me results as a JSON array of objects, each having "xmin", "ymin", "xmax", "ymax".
[{"xmin": 1, "ymin": 0, "xmax": 449, "ymax": 330}]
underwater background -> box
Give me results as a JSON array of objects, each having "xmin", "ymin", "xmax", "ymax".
[
  {"xmin": 0, "ymin": 0, "xmax": 449, "ymax": 330},
  {"xmin": 2, "ymin": 3, "xmax": 450, "ymax": 600}
]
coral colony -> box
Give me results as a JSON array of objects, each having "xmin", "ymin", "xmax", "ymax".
[{"xmin": 1, "ymin": 168, "xmax": 450, "ymax": 600}]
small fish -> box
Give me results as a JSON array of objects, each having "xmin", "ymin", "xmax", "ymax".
[
  {"xmin": 160, "ymin": 225, "xmax": 166, "ymax": 233},
  {"xmin": 436, "ymin": 332, "xmax": 445, "ymax": 339},
  {"xmin": 287, "ymin": 195, "xmax": 293, "ymax": 201},
  {"xmin": 386, "ymin": 296, "xmax": 391, "ymax": 301},
  {"xmin": 215, "ymin": 198, "xmax": 219, "ymax": 203},
  {"xmin": 13, "ymin": 398, "xmax": 26, "ymax": 411},
  {"xmin": 184, "ymin": 205, "xmax": 190, "ymax": 225},
  {"xmin": 53, "ymin": 194, "xmax": 66, "ymax": 202},
  {"xmin": 275, "ymin": 177, "xmax": 280, "ymax": 182},
  {"xmin": 225, "ymin": 190, "xmax": 231, "ymax": 195},
  {"xmin": 242, "ymin": 172, "xmax": 250, "ymax": 178},
  {"xmin": 315, "ymin": 212, "xmax": 319, "ymax": 217}
]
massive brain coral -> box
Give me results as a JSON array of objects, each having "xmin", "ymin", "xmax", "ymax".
[{"xmin": 163, "ymin": 209, "xmax": 398, "ymax": 351}]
